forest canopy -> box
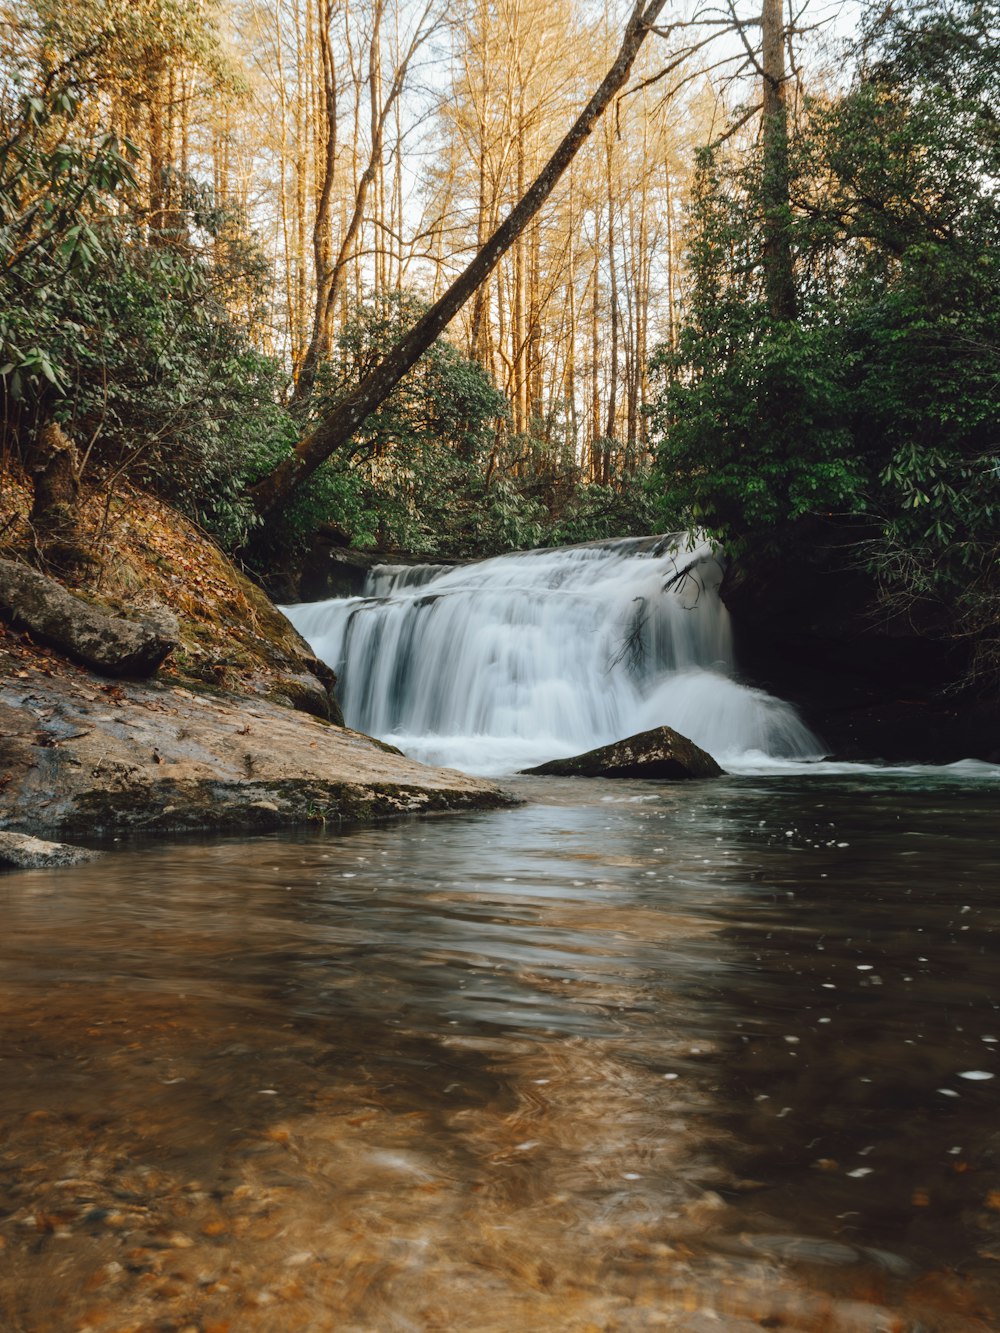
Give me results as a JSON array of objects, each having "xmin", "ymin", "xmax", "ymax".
[{"xmin": 1, "ymin": 0, "xmax": 997, "ymax": 672}]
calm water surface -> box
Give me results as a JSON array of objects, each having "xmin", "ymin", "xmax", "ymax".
[{"xmin": 2, "ymin": 770, "xmax": 999, "ymax": 1332}]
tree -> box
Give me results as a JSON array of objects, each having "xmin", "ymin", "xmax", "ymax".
[
  {"xmin": 1, "ymin": 14, "xmax": 139, "ymax": 564},
  {"xmin": 250, "ymin": 291, "xmax": 547, "ymax": 561},
  {"xmin": 290, "ymin": 0, "xmax": 442, "ymax": 406},
  {"xmin": 650, "ymin": 0, "xmax": 1000, "ymax": 679},
  {"xmin": 760, "ymin": 0, "xmax": 796, "ymax": 321},
  {"xmin": 0, "ymin": 1, "xmax": 290, "ymax": 562},
  {"xmin": 246, "ymin": 0, "xmax": 668, "ymax": 519}
]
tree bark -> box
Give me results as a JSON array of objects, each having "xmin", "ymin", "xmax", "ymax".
[
  {"xmin": 603, "ymin": 128, "xmax": 619, "ymax": 477},
  {"xmin": 29, "ymin": 420, "xmax": 87, "ymax": 572},
  {"xmin": 292, "ymin": 0, "xmax": 433, "ymax": 408},
  {"xmin": 589, "ymin": 240, "xmax": 601, "ymax": 482},
  {"xmin": 248, "ymin": 0, "xmax": 667, "ymax": 519},
  {"xmin": 761, "ymin": 0, "xmax": 796, "ymax": 321},
  {"xmin": 147, "ymin": 59, "xmax": 168, "ymax": 239}
]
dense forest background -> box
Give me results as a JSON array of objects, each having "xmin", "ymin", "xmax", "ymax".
[{"xmin": 1, "ymin": 0, "xmax": 998, "ymax": 679}]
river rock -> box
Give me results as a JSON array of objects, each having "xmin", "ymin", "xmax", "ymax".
[
  {"xmin": 267, "ymin": 668, "xmax": 342, "ymax": 722},
  {"xmin": 0, "ymin": 672, "xmax": 512, "ymax": 839},
  {"xmin": 523, "ymin": 726, "xmax": 724, "ymax": 780},
  {"xmin": 0, "ymin": 558, "xmax": 175, "ymax": 677},
  {"xmin": 0, "ymin": 831, "xmax": 99, "ymax": 869}
]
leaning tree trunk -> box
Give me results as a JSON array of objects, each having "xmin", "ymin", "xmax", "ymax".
[{"xmin": 248, "ymin": 0, "xmax": 668, "ymax": 520}]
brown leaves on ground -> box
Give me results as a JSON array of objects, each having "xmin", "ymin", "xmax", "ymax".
[{"xmin": 1, "ymin": 466, "xmax": 316, "ymax": 702}]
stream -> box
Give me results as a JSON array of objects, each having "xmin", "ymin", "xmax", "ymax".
[
  {"xmin": 4, "ymin": 537, "xmax": 999, "ymax": 1330},
  {"xmin": 2, "ymin": 766, "xmax": 1000, "ymax": 1331}
]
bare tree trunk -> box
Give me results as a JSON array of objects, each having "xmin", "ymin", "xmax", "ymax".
[
  {"xmin": 468, "ymin": 146, "xmax": 491, "ymax": 359},
  {"xmin": 565, "ymin": 179, "xmax": 579, "ymax": 457},
  {"xmin": 29, "ymin": 421, "xmax": 87, "ymax": 572},
  {"xmin": 248, "ymin": 0, "xmax": 667, "ymax": 519},
  {"xmin": 274, "ymin": 1, "xmax": 300, "ymax": 369},
  {"xmin": 629, "ymin": 122, "xmax": 650, "ymax": 460},
  {"xmin": 511, "ymin": 100, "xmax": 528, "ymax": 435},
  {"xmin": 761, "ymin": 0, "xmax": 796, "ymax": 321},
  {"xmin": 528, "ymin": 214, "xmax": 543, "ymax": 430},
  {"xmin": 604, "ymin": 187, "xmax": 619, "ymax": 483},
  {"xmin": 664, "ymin": 161, "xmax": 676, "ymax": 369},
  {"xmin": 371, "ymin": 11, "xmax": 386, "ymax": 295},
  {"xmin": 298, "ymin": 0, "xmax": 339, "ymax": 393},
  {"xmin": 595, "ymin": 101, "xmax": 621, "ymax": 483},
  {"xmin": 293, "ymin": 0, "xmax": 433, "ymax": 407},
  {"xmin": 147, "ymin": 61, "xmax": 168, "ymax": 237},
  {"xmin": 589, "ymin": 243, "xmax": 601, "ymax": 482},
  {"xmin": 293, "ymin": 0, "xmax": 310, "ymax": 375}
]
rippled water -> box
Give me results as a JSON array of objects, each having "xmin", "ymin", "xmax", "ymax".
[{"xmin": 2, "ymin": 769, "xmax": 1000, "ymax": 1332}]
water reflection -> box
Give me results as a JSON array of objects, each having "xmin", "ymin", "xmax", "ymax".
[{"xmin": 0, "ymin": 772, "xmax": 998, "ymax": 1331}]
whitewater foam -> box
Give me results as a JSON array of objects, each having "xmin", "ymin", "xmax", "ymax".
[{"xmin": 285, "ymin": 536, "xmax": 824, "ymax": 775}]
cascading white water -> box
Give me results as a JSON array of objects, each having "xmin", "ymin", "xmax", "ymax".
[{"xmin": 285, "ymin": 535, "xmax": 824, "ymax": 775}]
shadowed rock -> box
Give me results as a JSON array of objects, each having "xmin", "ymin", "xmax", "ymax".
[
  {"xmin": 0, "ymin": 831, "xmax": 100, "ymax": 869},
  {"xmin": 523, "ymin": 725, "xmax": 724, "ymax": 780},
  {"xmin": 0, "ymin": 559, "xmax": 175, "ymax": 677}
]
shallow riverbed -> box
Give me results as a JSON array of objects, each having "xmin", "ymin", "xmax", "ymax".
[{"xmin": 2, "ymin": 768, "xmax": 999, "ymax": 1332}]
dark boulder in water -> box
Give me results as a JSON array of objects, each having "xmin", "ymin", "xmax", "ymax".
[{"xmin": 522, "ymin": 725, "xmax": 724, "ymax": 780}]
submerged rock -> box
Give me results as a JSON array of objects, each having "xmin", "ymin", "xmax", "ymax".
[
  {"xmin": 0, "ymin": 558, "xmax": 175, "ymax": 677},
  {"xmin": 523, "ymin": 726, "xmax": 724, "ymax": 780},
  {"xmin": 0, "ymin": 831, "xmax": 99, "ymax": 869}
]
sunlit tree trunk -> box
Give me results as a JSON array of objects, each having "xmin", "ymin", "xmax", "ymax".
[
  {"xmin": 564, "ymin": 177, "xmax": 579, "ymax": 456},
  {"xmin": 603, "ymin": 182, "xmax": 619, "ymax": 483},
  {"xmin": 589, "ymin": 228, "xmax": 601, "ymax": 483}
]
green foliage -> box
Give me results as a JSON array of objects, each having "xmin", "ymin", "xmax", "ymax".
[
  {"xmin": 649, "ymin": 143, "xmax": 865, "ymax": 549},
  {"xmin": 651, "ymin": 309, "xmax": 864, "ymax": 554},
  {"xmin": 545, "ymin": 475, "xmax": 659, "ymax": 547},
  {"xmin": 268, "ymin": 292, "xmax": 664, "ymax": 561},
  {"xmin": 650, "ymin": 0, "xmax": 1000, "ymax": 673},
  {"xmin": 0, "ymin": 15, "xmax": 293, "ymax": 553},
  {"xmin": 261, "ymin": 290, "xmax": 541, "ymax": 560},
  {"xmin": 7, "ymin": 0, "xmax": 642, "ymax": 577},
  {"xmin": 0, "ymin": 73, "xmax": 138, "ymax": 402}
]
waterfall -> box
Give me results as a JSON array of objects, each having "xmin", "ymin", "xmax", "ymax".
[{"xmin": 285, "ymin": 535, "xmax": 823, "ymax": 775}]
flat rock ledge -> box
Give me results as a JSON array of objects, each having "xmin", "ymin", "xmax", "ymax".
[
  {"xmin": 0, "ymin": 670, "xmax": 514, "ymax": 840},
  {"xmin": 0, "ymin": 831, "xmax": 100, "ymax": 869},
  {"xmin": 523, "ymin": 726, "xmax": 724, "ymax": 780}
]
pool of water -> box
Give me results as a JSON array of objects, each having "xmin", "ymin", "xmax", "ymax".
[{"xmin": 1, "ymin": 769, "xmax": 999, "ymax": 1331}]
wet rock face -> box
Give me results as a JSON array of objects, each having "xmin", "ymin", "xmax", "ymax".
[
  {"xmin": 265, "ymin": 662, "xmax": 345, "ymax": 725},
  {"xmin": 0, "ymin": 559, "xmax": 175, "ymax": 678},
  {"xmin": 0, "ymin": 671, "xmax": 513, "ymax": 840},
  {"xmin": 523, "ymin": 726, "xmax": 724, "ymax": 780},
  {"xmin": 0, "ymin": 831, "xmax": 99, "ymax": 870}
]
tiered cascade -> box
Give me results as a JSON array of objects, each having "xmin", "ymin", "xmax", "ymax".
[{"xmin": 286, "ymin": 537, "xmax": 822, "ymax": 774}]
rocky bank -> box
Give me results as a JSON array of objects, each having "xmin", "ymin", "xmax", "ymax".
[
  {"xmin": 0, "ymin": 659, "xmax": 508, "ymax": 839},
  {"xmin": 0, "ymin": 480, "xmax": 511, "ymax": 842}
]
